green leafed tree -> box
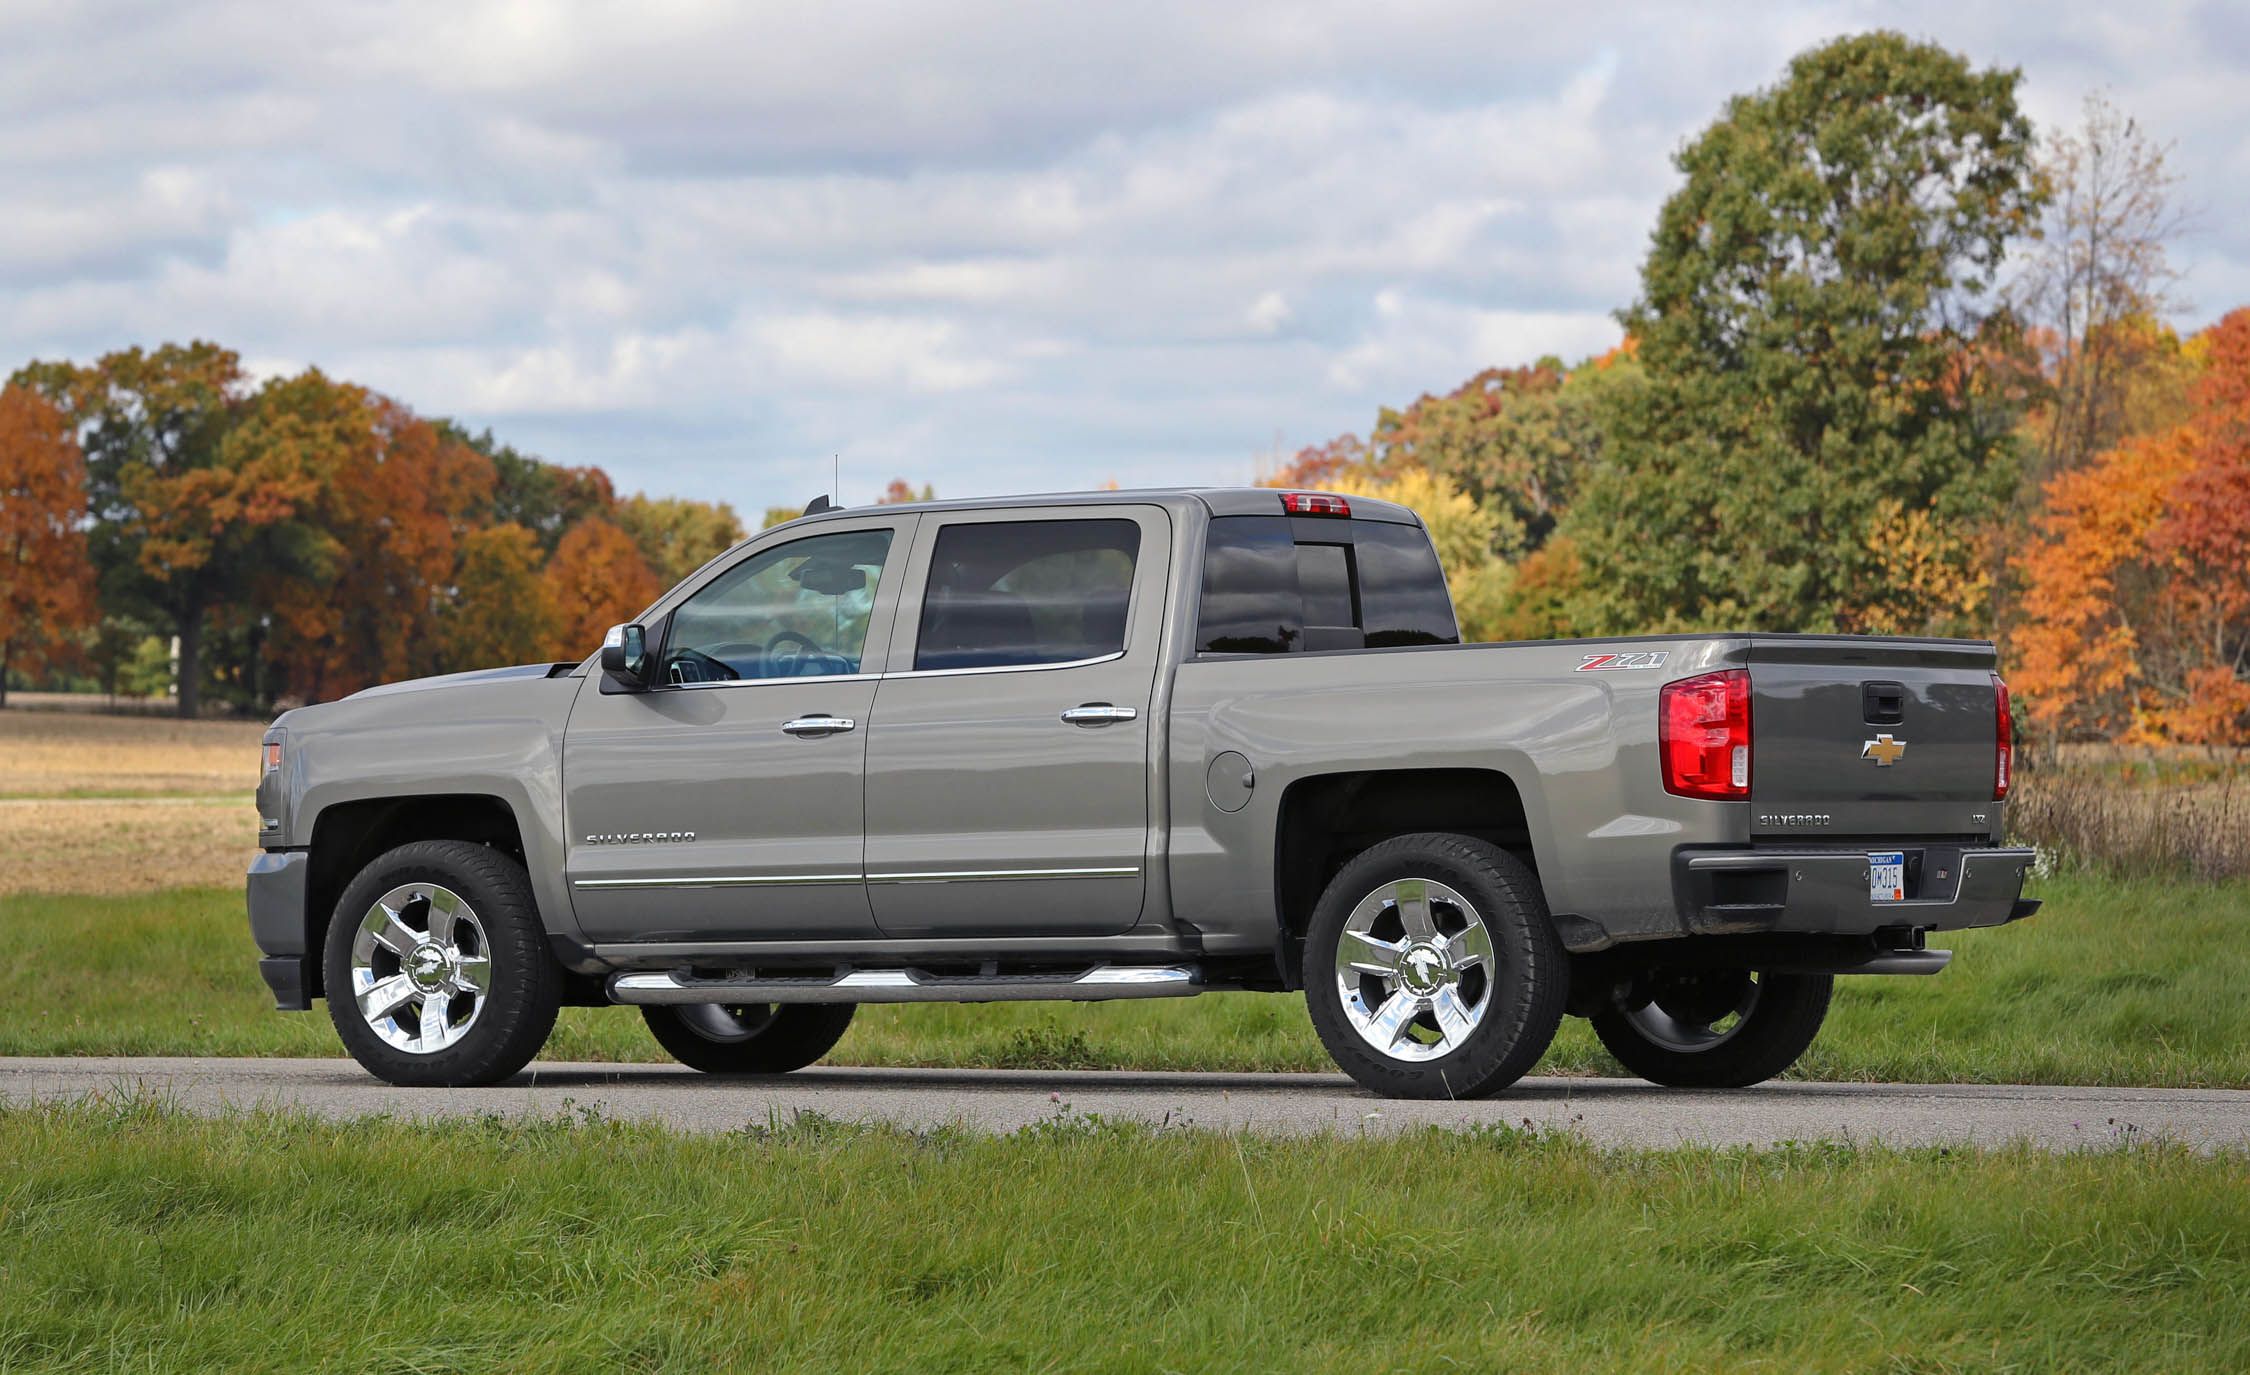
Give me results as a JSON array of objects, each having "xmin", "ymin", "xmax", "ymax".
[
  {"xmin": 613, "ymin": 492, "xmax": 746, "ymax": 586},
  {"xmin": 1569, "ymin": 31, "xmax": 2044, "ymax": 635}
]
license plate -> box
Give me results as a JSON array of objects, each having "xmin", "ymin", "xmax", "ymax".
[{"xmin": 1869, "ymin": 851, "xmax": 1906, "ymax": 903}]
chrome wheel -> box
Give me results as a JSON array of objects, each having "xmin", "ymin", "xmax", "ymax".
[
  {"xmin": 1617, "ymin": 969, "xmax": 1762, "ymax": 1053},
  {"xmin": 1332, "ymin": 877, "xmax": 1495, "ymax": 1062},
  {"xmin": 349, "ymin": 882, "xmax": 491, "ymax": 1054},
  {"xmin": 674, "ymin": 1004, "xmax": 780, "ymax": 1043}
]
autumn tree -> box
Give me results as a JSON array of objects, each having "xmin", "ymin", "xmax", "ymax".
[
  {"xmin": 246, "ymin": 373, "xmax": 498, "ymax": 700},
  {"xmin": 12, "ymin": 342, "xmax": 325, "ymax": 716},
  {"xmin": 1569, "ymin": 33, "xmax": 2044, "ymax": 635},
  {"xmin": 2014, "ymin": 93, "xmax": 2191, "ymax": 481},
  {"xmin": 450, "ymin": 424, "xmax": 618, "ymax": 554},
  {"xmin": 0, "ymin": 386, "xmax": 96, "ymax": 704},
  {"xmin": 441, "ymin": 523, "xmax": 558, "ymax": 669},
  {"xmin": 877, "ymin": 479, "xmax": 935, "ymax": 504},
  {"xmin": 544, "ymin": 516, "xmax": 663, "ymax": 656},
  {"xmin": 613, "ymin": 492, "xmax": 745, "ymax": 585},
  {"xmin": 2013, "ymin": 309, "xmax": 2250, "ymax": 743}
]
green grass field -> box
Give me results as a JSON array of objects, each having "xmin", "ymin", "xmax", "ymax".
[
  {"xmin": 1, "ymin": 1097, "xmax": 2243, "ymax": 1372},
  {"xmin": 4, "ymin": 871, "xmax": 2246, "ymax": 1086}
]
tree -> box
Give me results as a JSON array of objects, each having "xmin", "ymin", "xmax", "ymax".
[
  {"xmin": 544, "ymin": 517, "xmax": 662, "ymax": 656},
  {"xmin": 877, "ymin": 479, "xmax": 935, "ymax": 504},
  {"xmin": 0, "ymin": 386, "xmax": 96, "ymax": 704},
  {"xmin": 442, "ymin": 523, "xmax": 558, "ymax": 668},
  {"xmin": 12, "ymin": 342, "xmax": 319, "ymax": 716},
  {"xmin": 2012, "ymin": 309, "xmax": 2250, "ymax": 743},
  {"xmin": 2014, "ymin": 93, "xmax": 2190, "ymax": 480},
  {"xmin": 449, "ymin": 424, "xmax": 617, "ymax": 555},
  {"xmin": 1569, "ymin": 33, "xmax": 2044, "ymax": 635},
  {"xmin": 1370, "ymin": 359, "xmax": 1623, "ymax": 555},
  {"xmin": 613, "ymin": 493, "xmax": 745, "ymax": 586}
]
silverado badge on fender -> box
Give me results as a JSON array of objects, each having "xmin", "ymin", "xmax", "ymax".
[{"xmin": 1861, "ymin": 734, "xmax": 1907, "ymax": 767}]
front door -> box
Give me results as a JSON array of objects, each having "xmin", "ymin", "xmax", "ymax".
[
  {"xmin": 863, "ymin": 506, "xmax": 1169, "ymax": 936},
  {"xmin": 563, "ymin": 518, "xmax": 910, "ymax": 943}
]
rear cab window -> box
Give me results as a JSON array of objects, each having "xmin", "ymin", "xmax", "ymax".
[{"xmin": 1195, "ymin": 513, "xmax": 1458, "ymax": 655}]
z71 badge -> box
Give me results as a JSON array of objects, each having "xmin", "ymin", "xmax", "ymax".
[{"xmin": 1576, "ymin": 651, "xmax": 1670, "ymax": 672}]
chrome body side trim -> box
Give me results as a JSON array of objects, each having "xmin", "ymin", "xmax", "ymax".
[
  {"xmin": 571, "ymin": 873, "xmax": 861, "ymax": 890},
  {"xmin": 865, "ymin": 866, "xmax": 1140, "ymax": 884},
  {"xmin": 572, "ymin": 866, "xmax": 1140, "ymax": 891}
]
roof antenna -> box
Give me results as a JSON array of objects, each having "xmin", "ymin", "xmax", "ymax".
[{"xmin": 801, "ymin": 454, "xmax": 842, "ymax": 516}]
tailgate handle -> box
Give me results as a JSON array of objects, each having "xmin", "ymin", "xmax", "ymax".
[{"xmin": 1863, "ymin": 681, "xmax": 1906, "ymax": 725}]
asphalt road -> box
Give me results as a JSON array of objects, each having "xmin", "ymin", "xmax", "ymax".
[{"xmin": 6, "ymin": 1056, "xmax": 2248, "ymax": 1151}]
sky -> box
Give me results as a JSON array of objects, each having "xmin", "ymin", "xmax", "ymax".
[{"xmin": 3, "ymin": 2, "xmax": 2246, "ymax": 515}]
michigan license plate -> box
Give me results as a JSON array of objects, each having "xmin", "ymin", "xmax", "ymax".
[{"xmin": 1869, "ymin": 851, "xmax": 1906, "ymax": 903}]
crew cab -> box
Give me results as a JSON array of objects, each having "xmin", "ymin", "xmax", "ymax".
[{"xmin": 247, "ymin": 488, "xmax": 2036, "ymax": 1097}]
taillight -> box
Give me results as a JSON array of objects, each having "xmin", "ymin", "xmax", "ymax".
[
  {"xmin": 1992, "ymin": 672, "xmax": 2012, "ymax": 801},
  {"xmin": 1660, "ymin": 669, "xmax": 1751, "ymax": 800},
  {"xmin": 1280, "ymin": 491, "xmax": 1350, "ymax": 517},
  {"xmin": 263, "ymin": 740, "xmax": 282, "ymax": 773}
]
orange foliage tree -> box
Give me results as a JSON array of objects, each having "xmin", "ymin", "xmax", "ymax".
[
  {"xmin": 442, "ymin": 523, "xmax": 558, "ymax": 669},
  {"xmin": 0, "ymin": 385, "xmax": 96, "ymax": 704},
  {"xmin": 248, "ymin": 372, "xmax": 497, "ymax": 700},
  {"xmin": 2012, "ymin": 309, "xmax": 2250, "ymax": 743},
  {"xmin": 543, "ymin": 516, "xmax": 662, "ymax": 657}
]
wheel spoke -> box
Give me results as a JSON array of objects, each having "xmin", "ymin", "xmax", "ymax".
[
  {"xmin": 357, "ymin": 973, "xmax": 416, "ymax": 1026},
  {"xmin": 361, "ymin": 903, "xmax": 419, "ymax": 959},
  {"xmin": 417, "ymin": 993, "xmax": 450, "ymax": 1048},
  {"xmin": 424, "ymin": 888, "xmax": 463, "ymax": 947},
  {"xmin": 1430, "ymin": 985, "xmax": 1476, "ymax": 1046},
  {"xmin": 1393, "ymin": 880, "xmax": 1437, "ymax": 942},
  {"xmin": 1337, "ymin": 928, "xmax": 1406, "ymax": 978},
  {"xmin": 452, "ymin": 955, "xmax": 491, "ymax": 994},
  {"xmin": 1444, "ymin": 922, "xmax": 1493, "ymax": 970},
  {"xmin": 1362, "ymin": 990, "xmax": 1421, "ymax": 1049}
]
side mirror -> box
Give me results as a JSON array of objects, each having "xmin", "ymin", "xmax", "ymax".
[{"xmin": 600, "ymin": 622, "xmax": 652, "ymax": 690}]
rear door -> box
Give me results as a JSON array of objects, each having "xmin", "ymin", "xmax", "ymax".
[
  {"xmin": 1746, "ymin": 636, "xmax": 2003, "ymax": 840},
  {"xmin": 862, "ymin": 505, "xmax": 1171, "ymax": 937}
]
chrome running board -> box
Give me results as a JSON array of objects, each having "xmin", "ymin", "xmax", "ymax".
[{"xmin": 608, "ymin": 963, "xmax": 1202, "ymax": 1005}]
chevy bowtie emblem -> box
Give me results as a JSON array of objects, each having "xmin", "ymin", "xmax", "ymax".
[{"xmin": 1861, "ymin": 734, "xmax": 1907, "ymax": 767}]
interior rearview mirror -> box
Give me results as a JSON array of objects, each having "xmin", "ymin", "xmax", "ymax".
[
  {"xmin": 600, "ymin": 622, "xmax": 651, "ymax": 690},
  {"xmin": 792, "ymin": 560, "xmax": 867, "ymax": 596}
]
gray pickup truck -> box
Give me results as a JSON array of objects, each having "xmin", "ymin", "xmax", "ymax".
[{"xmin": 248, "ymin": 487, "xmax": 2036, "ymax": 1098}]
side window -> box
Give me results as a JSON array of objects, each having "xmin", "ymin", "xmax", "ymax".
[
  {"xmin": 660, "ymin": 528, "xmax": 894, "ymax": 683},
  {"xmin": 1195, "ymin": 515, "xmax": 1459, "ymax": 655},
  {"xmin": 915, "ymin": 519, "xmax": 1140, "ymax": 671}
]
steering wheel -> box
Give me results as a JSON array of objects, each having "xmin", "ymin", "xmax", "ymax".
[
  {"xmin": 665, "ymin": 647, "xmax": 739, "ymax": 683},
  {"xmin": 764, "ymin": 630, "xmax": 828, "ymax": 677}
]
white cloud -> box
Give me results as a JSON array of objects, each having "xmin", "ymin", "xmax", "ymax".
[{"xmin": 0, "ymin": 1, "xmax": 2242, "ymax": 512}]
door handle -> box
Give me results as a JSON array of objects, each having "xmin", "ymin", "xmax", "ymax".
[
  {"xmin": 1061, "ymin": 704, "xmax": 1138, "ymax": 727},
  {"xmin": 780, "ymin": 715, "xmax": 856, "ymax": 738}
]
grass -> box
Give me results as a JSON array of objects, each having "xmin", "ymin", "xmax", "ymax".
[
  {"xmin": 4, "ymin": 872, "xmax": 2247, "ymax": 1086},
  {"xmin": 0, "ymin": 707, "xmax": 264, "ymax": 798},
  {"xmin": 0, "ymin": 1096, "xmax": 2243, "ymax": 1372},
  {"xmin": 2012, "ymin": 762, "xmax": 2250, "ymax": 881}
]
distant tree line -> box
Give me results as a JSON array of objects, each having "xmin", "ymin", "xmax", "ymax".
[
  {"xmin": 0, "ymin": 344, "xmax": 765, "ymax": 714},
  {"xmin": 1269, "ymin": 33, "xmax": 2244, "ymax": 746}
]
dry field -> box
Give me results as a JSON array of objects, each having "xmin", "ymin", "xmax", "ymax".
[{"xmin": 0, "ymin": 706, "xmax": 263, "ymax": 895}]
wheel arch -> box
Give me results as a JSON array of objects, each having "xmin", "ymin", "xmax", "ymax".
[
  {"xmin": 302, "ymin": 794, "xmax": 528, "ymax": 1000},
  {"xmin": 1271, "ymin": 767, "xmax": 1545, "ymax": 986}
]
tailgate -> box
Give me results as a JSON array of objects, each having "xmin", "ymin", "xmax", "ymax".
[{"xmin": 1747, "ymin": 636, "xmax": 2003, "ymax": 840}]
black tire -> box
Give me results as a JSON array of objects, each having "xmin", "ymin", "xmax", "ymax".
[
  {"xmin": 1303, "ymin": 832, "xmax": 1568, "ymax": 1100},
  {"xmin": 641, "ymin": 1003, "xmax": 857, "ymax": 1075},
  {"xmin": 1590, "ymin": 969, "xmax": 1832, "ymax": 1088},
  {"xmin": 324, "ymin": 840, "xmax": 562, "ymax": 1087}
]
